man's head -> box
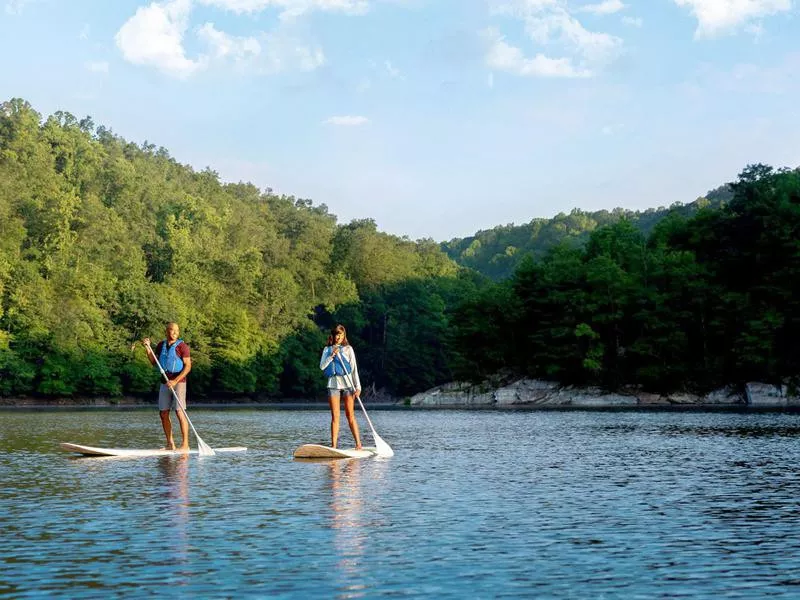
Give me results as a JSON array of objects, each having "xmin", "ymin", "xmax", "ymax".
[{"xmin": 165, "ymin": 322, "xmax": 180, "ymax": 342}]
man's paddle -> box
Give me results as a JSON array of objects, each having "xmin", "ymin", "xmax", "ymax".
[
  {"xmin": 335, "ymin": 351, "xmax": 394, "ymax": 457},
  {"xmin": 143, "ymin": 341, "xmax": 215, "ymax": 457}
]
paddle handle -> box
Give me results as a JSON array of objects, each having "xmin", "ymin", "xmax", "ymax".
[{"xmin": 335, "ymin": 353, "xmax": 377, "ymax": 436}]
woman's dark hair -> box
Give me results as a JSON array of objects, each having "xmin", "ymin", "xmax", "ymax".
[{"xmin": 327, "ymin": 324, "xmax": 349, "ymax": 347}]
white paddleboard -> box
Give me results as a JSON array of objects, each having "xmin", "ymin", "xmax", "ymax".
[
  {"xmin": 293, "ymin": 444, "xmax": 377, "ymax": 459},
  {"xmin": 60, "ymin": 442, "xmax": 247, "ymax": 457}
]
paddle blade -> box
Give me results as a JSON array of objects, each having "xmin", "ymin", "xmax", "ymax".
[
  {"xmin": 189, "ymin": 418, "xmax": 215, "ymax": 456},
  {"xmin": 177, "ymin": 396, "xmax": 215, "ymax": 456},
  {"xmin": 354, "ymin": 395, "xmax": 394, "ymax": 457},
  {"xmin": 197, "ymin": 437, "xmax": 216, "ymax": 456},
  {"xmin": 373, "ymin": 433, "xmax": 394, "ymax": 457}
]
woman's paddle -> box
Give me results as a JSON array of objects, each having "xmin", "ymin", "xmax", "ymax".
[
  {"xmin": 336, "ymin": 352, "xmax": 394, "ymax": 457},
  {"xmin": 143, "ymin": 341, "xmax": 215, "ymax": 457}
]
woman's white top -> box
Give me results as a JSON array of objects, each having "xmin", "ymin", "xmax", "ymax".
[{"xmin": 319, "ymin": 344, "xmax": 361, "ymax": 391}]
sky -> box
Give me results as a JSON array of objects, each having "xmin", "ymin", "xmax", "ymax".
[{"xmin": 1, "ymin": 0, "xmax": 799, "ymax": 241}]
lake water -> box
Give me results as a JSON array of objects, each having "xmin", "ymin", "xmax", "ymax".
[{"xmin": 2, "ymin": 408, "xmax": 800, "ymax": 598}]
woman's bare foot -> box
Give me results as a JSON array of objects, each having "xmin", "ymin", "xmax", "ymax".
[
  {"xmin": 162, "ymin": 442, "xmax": 176, "ymax": 451},
  {"xmin": 178, "ymin": 445, "xmax": 190, "ymax": 453}
]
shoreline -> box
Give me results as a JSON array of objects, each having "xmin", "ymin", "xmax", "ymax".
[
  {"xmin": 2, "ymin": 378, "xmax": 798, "ymax": 411},
  {"xmin": 0, "ymin": 398, "xmax": 401, "ymax": 410},
  {"xmin": 2, "ymin": 402, "xmax": 800, "ymax": 413},
  {"xmin": 0, "ymin": 403, "xmax": 403, "ymax": 411}
]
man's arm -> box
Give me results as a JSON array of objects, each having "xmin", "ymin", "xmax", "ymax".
[
  {"xmin": 169, "ymin": 357, "xmax": 191, "ymax": 387},
  {"xmin": 142, "ymin": 339, "xmax": 159, "ymax": 366},
  {"xmin": 168, "ymin": 343, "xmax": 192, "ymax": 388}
]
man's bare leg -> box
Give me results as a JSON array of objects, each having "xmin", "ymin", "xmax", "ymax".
[
  {"xmin": 159, "ymin": 410, "xmax": 176, "ymax": 450},
  {"xmin": 175, "ymin": 409, "xmax": 190, "ymax": 452}
]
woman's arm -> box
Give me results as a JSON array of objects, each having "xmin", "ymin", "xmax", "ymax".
[
  {"xmin": 347, "ymin": 346, "xmax": 361, "ymax": 392},
  {"xmin": 320, "ymin": 346, "xmax": 334, "ymax": 370}
]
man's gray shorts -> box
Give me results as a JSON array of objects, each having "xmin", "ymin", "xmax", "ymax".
[{"xmin": 158, "ymin": 382, "xmax": 187, "ymax": 411}]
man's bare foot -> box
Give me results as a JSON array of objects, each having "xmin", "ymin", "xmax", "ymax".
[
  {"xmin": 178, "ymin": 445, "xmax": 190, "ymax": 453},
  {"xmin": 355, "ymin": 444, "xmax": 362, "ymax": 450},
  {"xmin": 162, "ymin": 442, "xmax": 176, "ymax": 451}
]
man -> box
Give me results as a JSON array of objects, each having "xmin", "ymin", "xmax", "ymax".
[{"xmin": 142, "ymin": 322, "xmax": 192, "ymax": 451}]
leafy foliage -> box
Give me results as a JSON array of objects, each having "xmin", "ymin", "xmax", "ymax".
[
  {"xmin": 0, "ymin": 98, "xmax": 468, "ymax": 399},
  {"xmin": 453, "ymin": 164, "xmax": 800, "ymax": 393},
  {"xmin": 1, "ymin": 97, "xmax": 798, "ymax": 400},
  {"xmin": 442, "ymin": 193, "xmax": 731, "ymax": 280}
]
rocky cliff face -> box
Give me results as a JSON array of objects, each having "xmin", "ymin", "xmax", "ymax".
[{"xmin": 408, "ymin": 380, "xmax": 796, "ymax": 408}]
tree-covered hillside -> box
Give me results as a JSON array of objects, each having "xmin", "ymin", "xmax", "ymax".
[
  {"xmin": 0, "ymin": 98, "xmax": 472, "ymax": 399},
  {"xmin": 441, "ymin": 184, "xmax": 734, "ymax": 280},
  {"xmin": 2, "ymin": 97, "xmax": 798, "ymax": 401},
  {"xmin": 450, "ymin": 164, "xmax": 800, "ymax": 393}
]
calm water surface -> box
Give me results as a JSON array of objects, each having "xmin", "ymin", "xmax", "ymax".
[{"xmin": 2, "ymin": 408, "xmax": 800, "ymax": 598}]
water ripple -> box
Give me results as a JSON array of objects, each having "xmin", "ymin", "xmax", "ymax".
[{"xmin": 2, "ymin": 409, "xmax": 800, "ymax": 597}]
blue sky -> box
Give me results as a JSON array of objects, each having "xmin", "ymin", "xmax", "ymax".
[{"xmin": 1, "ymin": 0, "xmax": 798, "ymax": 241}]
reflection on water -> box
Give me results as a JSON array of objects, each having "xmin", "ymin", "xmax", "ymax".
[
  {"xmin": 2, "ymin": 409, "xmax": 800, "ymax": 598},
  {"xmin": 328, "ymin": 460, "xmax": 367, "ymax": 598},
  {"xmin": 156, "ymin": 454, "xmax": 190, "ymax": 577}
]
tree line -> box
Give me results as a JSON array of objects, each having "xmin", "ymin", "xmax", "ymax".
[
  {"xmin": 1, "ymin": 98, "xmax": 798, "ymax": 400},
  {"xmin": 451, "ymin": 164, "xmax": 800, "ymax": 393},
  {"xmin": 441, "ymin": 184, "xmax": 734, "ymax": 281}
]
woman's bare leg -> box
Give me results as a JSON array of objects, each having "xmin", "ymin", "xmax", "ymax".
[
  {"xmin": 343, "ymin": 394, "xmax": 362, "ymax": 450},
  {"xmin": 328, "ymin": 393, "xmax": 341, "ymax": 448}
]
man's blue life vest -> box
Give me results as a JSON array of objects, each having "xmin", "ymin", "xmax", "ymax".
[
  {"xmin": 323, "ymin": 346, "xmax": 352, "ymax": 378},
  {"xmin": 159, "ymin": 339, "xmax": 185, "ymax": 374}
]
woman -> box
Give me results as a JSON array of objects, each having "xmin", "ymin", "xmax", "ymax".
[{"xmin": 320, "ymin": 324, "xmax": 362, "ymax": 450}]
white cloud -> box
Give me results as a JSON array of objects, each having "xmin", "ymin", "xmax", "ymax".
[
  {"xmin": 197, "ymin": 24, "xmax": 325, "ymax": 74},
  {"xmin": 673, "ymin": 0, "xmax": 791, "ymax": 37},
  {"xmin": 744, "ymin": 21, "xmax": 765, "ymax": 37},
  {"xmin": 257, "ymin": 33, "xmax": 326, "ymax": 73},
  {"xmin": 384, "ymin": 60, "xmax": 402, "ymax": 79},
  {"xmin": 197, "ymin": 0, "xmax": 370, "ymax": 19},
  {"xmin": 577, "ymin": 0, "xmax": 625, "ymax": 15},
  {"xmin": 115, "ymin": 0, "xmax": 207, "ymax": 78},
  {"xmin": 85, "ymin": 61, "xmax": 109, "ymax": 74},
  {"xmin": 487, "ymin": 0, "xmax": 623, "ymax": 77},
  {"xmin": 4, "ymin": 0, "xmax": 36, "ymax": 14},
  {"xmin": 622, "ymin": 15, "xmax": 642, "ymax": 27},
  {"xmin": 524, "ymin": 9, "xmax": 622, "ymax": 64},
  {"xmin": 197, "ymin": 22, "xmax": 261, "ymax": 63},
  {"xmin": 78, "ymin": 24, "xmax": 91, "ymax": 40},
  {"xmin": 356, "ymin": 58, "xmax": 404, "ymax": 94},
  {"xmin": 325, "ymin": 115, "xmax": 370, "ymax": 126},
  {"xmin": 116, "ymin": 0, "xmax": 327, "ymax": 78},
  {"xmin": 483, "ymin": 28, "xmax": 591, "ymax": 78}
]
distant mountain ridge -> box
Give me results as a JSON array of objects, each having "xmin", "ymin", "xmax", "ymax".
[{"xmin": 441, "ymin": 183, "xmax": 734, "ymax": 280}]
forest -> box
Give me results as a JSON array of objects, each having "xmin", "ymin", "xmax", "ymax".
[
  {"xmin": 1, "ymin": 98, "xmax": 799, "ymax": 401},
  {"xmin": 441, "ymin": 183, "xmax": 734, "ymax": 280}
]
